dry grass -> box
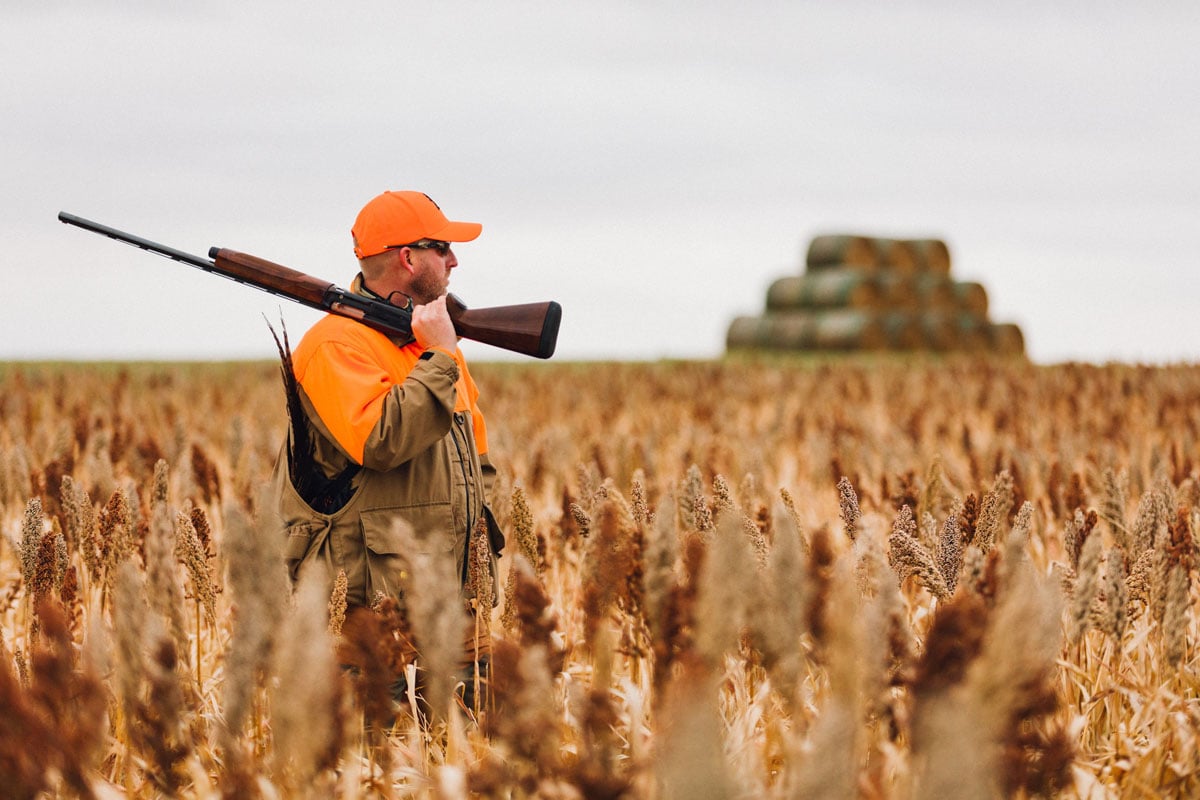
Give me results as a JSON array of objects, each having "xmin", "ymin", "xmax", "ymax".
[{"xmin": 0, "ymin": 356, "xmax": 1198, "ymax": 798}]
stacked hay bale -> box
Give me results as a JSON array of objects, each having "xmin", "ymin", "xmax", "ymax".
[{"xmin": 726, "ymin": 234, "xmax": 1025, "ymax": 355}]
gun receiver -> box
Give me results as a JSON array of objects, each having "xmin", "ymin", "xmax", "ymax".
[{"xmin": 58, "ymin": 212, "xmax": 561, "ymax": 359}]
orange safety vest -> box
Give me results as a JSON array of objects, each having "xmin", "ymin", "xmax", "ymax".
[{"xmin": 292, "ymin": 316, "xmax": 488, "ymax": 466}]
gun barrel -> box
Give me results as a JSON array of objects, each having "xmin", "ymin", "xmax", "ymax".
[
  {"xmin": 59, "ymin": 212, "xmax": 333, "ymax": 310},
  {"xmin": 58, "ymin": 212, "xmax": 214, "ymax": 271}
]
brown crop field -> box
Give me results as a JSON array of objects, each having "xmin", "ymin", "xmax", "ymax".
[{"xmin": 1, "ymin": 357, "xmax": 1198, "ymax": 798}]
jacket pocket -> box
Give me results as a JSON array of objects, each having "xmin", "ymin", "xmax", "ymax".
[
  {"xmin": 283, "ymin": 521, "xmax": 323, "ymax": 582},
  {"xmin": 359, "ymin": 504, "xmax": 456, "ymax": 602}
]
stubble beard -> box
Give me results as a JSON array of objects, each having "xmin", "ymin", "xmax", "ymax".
[{"xmin": 410, "ymin": 265, "xmax": 449, "ymax": 306}]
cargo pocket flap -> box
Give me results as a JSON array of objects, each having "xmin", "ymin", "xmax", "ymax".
[
  {"xmin": 360, "ymin": 505, "xmax": 455, "ymax": 556},
  {"xmin": 360, "ymin": 509, "xmax": 407, "ymax": 556},
  {"xmin": 284, "ymin": 522, "xmax": 319, "ymax": 560},
  {"xmin": 283, "ymin": 520, "xmax": 331, "ymax": 583}
]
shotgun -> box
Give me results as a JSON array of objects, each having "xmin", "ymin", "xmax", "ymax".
[{"xmin": 58, "ymin": 212, "xmax": 562, "ymax": 359}]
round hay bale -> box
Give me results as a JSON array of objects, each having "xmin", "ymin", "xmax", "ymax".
[
  {"xmin": 907, "ymin": 239, "xmax": 951, "ymax": 274},
  {"xmin": 915, "ymin": 312, "xmax": 990, "ymax": 351},
  {"xmin": 912, "ymin": 273, "xmax": 957, "ymax": 311},
  {"xmin": 766, "ymin": 270, "xmax": 883, "ymax": 310},
  {"xmin": 871, "ymin": 238, "xmax": 920, "ymax": 274},
  {"xmin": 805, "ymin": 235, "xmax": 878, "ymax": 269},
  {"xmin": 875, "ymin": 273, "xmax": 920, "ymax": 311},
  {"xmin": 952, "ymin": 313, "xmax": 992, "ymax": 351},
  {"xmin": 880, "ymin": 312, "xmax": 924, "ymax": 349},
  {"xmin": 987, "ymin": 323, "xmax": 1025, "ymax": 356},
  {"xmin": 953, "ymin": 282, "xmax": 989, "ymax": 316},
  {"xmin": 726, "ymin": 310, "xmax": 888, "ymax": 351},
  {"xmin": 726, "ymin": 316, "xmax": 764, "ymax": 350},
  {"xmin": 917, "ymin": 312, "xmax": 959, "ymax": 351},
  {"xmin": 727, "ymin": 315, "xmax": 823, "ymax": 351},
  {"xmin": 809, "ymin": 310, "xmax": 889, "ymax": 350}
]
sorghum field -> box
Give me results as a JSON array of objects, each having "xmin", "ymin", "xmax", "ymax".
[{"xmin": 1, "ymin": 356, "xmax": 1197, "ymax": 799}]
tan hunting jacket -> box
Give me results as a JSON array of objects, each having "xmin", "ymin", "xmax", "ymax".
[{"xmin": 270, "ymin": 307, "xmax": 499, "ymax": 608}]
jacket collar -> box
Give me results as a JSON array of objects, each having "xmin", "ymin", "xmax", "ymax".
[{"xmin": 351, "ymin": 272, "xmax": 414, "ymax": 310}]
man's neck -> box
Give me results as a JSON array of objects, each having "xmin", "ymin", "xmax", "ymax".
[{"xmin": 353, "ymin": 273, "xmax": 412, "ymax": 309}]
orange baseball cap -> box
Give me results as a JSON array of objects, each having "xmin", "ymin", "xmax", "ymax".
[{"xmin": 351, "ymin": 191, "xmax": 482, "ymax": 258}]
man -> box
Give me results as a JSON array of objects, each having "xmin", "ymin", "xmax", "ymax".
[{"xmin": 271, "ymin": 190, "xmax": 500, "ymax": 615}]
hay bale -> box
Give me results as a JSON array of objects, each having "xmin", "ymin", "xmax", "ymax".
[
  {"xmin": 726, "ymin": 310, "xmax": 889, "ymax": 351},
  {"xmin": 880, "ymin": 312, "xmax": 924, "ymax": 349},
  {"xmin": 907, "ymin": 239, "xmax": 951, "ymax": 274},
  {"xmin": 952, "ymin": 313, "xmax": 992, "ymax": 351},
  {"xmin": 953, "ymin": 282, "xmax": 989, "ymax": 316},
  {"xmin": 912, "ymin": 274, "xmax": 958, "ymax": 311},
  {"xmin": 766, "ymin": 270, "xmax": 883, "ymax": 311},
  {"xmin": 805, "ymin": 235, "xmax": 878, "ymax": 269},
  {"xmin": 915, "ymin": 312, "xmax": 991, "ymax": 352},
  {"xmin": 987, "ymin": 323, "xmax": 1025, "ymax": 356},
  {"xmin": 875, "ymin": 273, "xmax": 921, "ymax": 311},
  {"xmin": 870, "ymin": 238, "xmax": 920, "ymax": 274},
  {"xmin": 917, "ymin": 313, "xmax": 959, "ymax": 351}
]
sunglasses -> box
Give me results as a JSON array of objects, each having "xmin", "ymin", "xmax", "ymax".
[{"xmin": 389, "ymin": 240, "xmax": 452, "ymax": 256}]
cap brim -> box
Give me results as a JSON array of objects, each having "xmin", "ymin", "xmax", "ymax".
[{"xmin": 430, "ymin": 220, "xmax": 482, "ymax": 242}]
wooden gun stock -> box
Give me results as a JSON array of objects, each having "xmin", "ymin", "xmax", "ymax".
[{"xmin": 446, "ymin": 295, "xmax": 562, "ymax": 359}]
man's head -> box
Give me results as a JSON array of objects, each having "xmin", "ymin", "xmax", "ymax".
[{"xmin": 352, "ymin": 191, "xmax": 481, "ymax": 306}]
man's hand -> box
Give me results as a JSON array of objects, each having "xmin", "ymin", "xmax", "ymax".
[{"xmin": 411, "ymin": 295, "xmax": 459, "ymax": 354}]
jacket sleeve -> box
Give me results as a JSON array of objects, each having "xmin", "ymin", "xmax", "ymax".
[{"xmin": 299, "ymin": 341, "xmax": 459, "ymax": 469}]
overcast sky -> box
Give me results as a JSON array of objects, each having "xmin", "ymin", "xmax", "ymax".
[{"xmin": 3, "ymin": 1, "xmax": 1198, "ymax": 364}]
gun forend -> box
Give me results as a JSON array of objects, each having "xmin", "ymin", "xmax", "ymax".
[{"xmin": 208, "ymin": 248, "xmax": 334, "ymax": 308}]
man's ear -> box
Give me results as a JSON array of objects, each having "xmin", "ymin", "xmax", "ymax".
[{"xmin": 396, "ymin": 246, "xmax": 416, "ymax": 275}]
